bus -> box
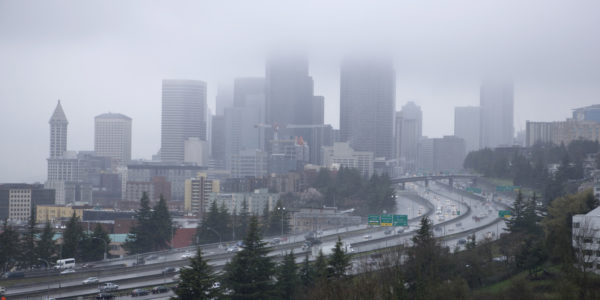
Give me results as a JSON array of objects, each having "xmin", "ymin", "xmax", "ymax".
[{"xmin": 54, "ymin": 258, "xmax": 76, "ymax": 270}]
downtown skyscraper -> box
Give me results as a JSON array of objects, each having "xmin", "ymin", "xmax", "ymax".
[
  {"xmin": 94, "ymin": 113, "xmax": 132, "ymax": 166},
  {"xmin": 340, "ymin": 58, "xmax": 396, "ymax": 159},
  {"xmin": 264, "ymin": 54, "xmax": 327, "ymax": 164},
  {"xmin": 161, "ymin": 79, "xmax": 207, "ymax": 163},
  {"xmin": 480, "ymin": 80, "xmax": 514, "ymax": 148}
]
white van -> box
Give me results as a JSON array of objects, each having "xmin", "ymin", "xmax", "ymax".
[{"xmin": 54, "ymin": 258, "xmax": 76, "ymax": 270}]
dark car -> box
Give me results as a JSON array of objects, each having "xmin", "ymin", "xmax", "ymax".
[
  {"xmin": 2, "ymin": 271, "xmax": 25, "ymax": 279},
  {"xmin": 162, "ymin": 267, "xmax": 176, "ymax": 275},
  {"xmin": 152, "ymin": 285, "xmax": 169, "ymax": 294},
  {"xmin": 131, "ymin": 288, "xmax": 150, "ymax": 297},
  {"xmin": 96, "ymin": 293, "xmax": 115, "ymax": 300}
]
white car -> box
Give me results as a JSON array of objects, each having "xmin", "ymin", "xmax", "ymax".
[
  {"xmin": 226, "ymin": 246, "xmax": 239, "ymax": 253},
  {"xmin": 60, "ymin": 269, "xmax": 75, "ymax": 274},
  {"xmin": 181, "ymin": 251, "xmax": 193, "ymax": 259},
  {"xmin": 363, "ymin": 235, "xmax": 372, "ymax": 240},
  {"xmin": 82, "ymin": 277, "xmax": 99, "ymax": 284}
]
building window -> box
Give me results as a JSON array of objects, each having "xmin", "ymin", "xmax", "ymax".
[{"xmin": 574, "ymin": 222, "xmax": 581, "ymax": 229}]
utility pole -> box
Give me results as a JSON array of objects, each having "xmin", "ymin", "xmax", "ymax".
[{"xmin": 277, "ymin": 206, "xmax": 286, "ymax": 236}]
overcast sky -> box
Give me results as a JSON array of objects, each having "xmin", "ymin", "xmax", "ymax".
[{"xmin": 1, "ymin": 0, "xmax": 599, "ymax": 182}]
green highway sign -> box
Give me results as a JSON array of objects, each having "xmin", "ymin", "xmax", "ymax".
[
  {"xmin": 466, "ymin": 187, "xmax": 482, "ymax": 193},
  {"xmin": 381, "ymin": 214, "xmax": 393, "ymax": 226},
  {"xmin": 393, "ymin": 215, "xmax": 408, "ymax": 226},
  {"xmin": 498, "ymin": 210, "xmax": 512, "ymax": 218},
  {"xmin": 368, "ymin": 215, "xmax": 380, "ymax": 225}
]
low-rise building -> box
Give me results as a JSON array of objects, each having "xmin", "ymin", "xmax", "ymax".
[
  {"xmin": 321, "ymin": 142, "xmax": 374, "ymax": 177},
  {"xmin": 572, "ymin": 206, "xmax": 600, "ymax": 273},
  {"xmin": 36, "ymin": 204, "xmax": 91, "ymax": 223}
]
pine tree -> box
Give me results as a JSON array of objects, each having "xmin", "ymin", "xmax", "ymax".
[
  {"xmin": 507, "ymin": 190, "xmax": 526, "ymax": 233},
  {"xmin": 223, "ymin": 216, "xmax": 276, "ymax": 299},
  {"xmin": 406, "ymin": 217, "xmax": 442, "ymax": 299},
  {"xmin": 81, "ymin": 224, "xmax": 111, "ymax": 261},
  {"xmin": 152, "ymin": 195, "xmax": 173, "ymax": 250},
  {"xmin": 36, "ymin": 221, "xmax": 56, "ymax": 264},
  {"xmin": 314, "ymin": 249, "xmax": 329, "ymax": 281},
  {"xmin": 175, "ymin": 247, "xmax": 221, "ymax": 300},
  {"xmin": 299, "ymin": 252, "xmax": 315, "ymax": 288},
  {"xmin": 217, "ymin": 202, "xmax": 231, "ymax": 240},
  {"xmin": 276, "ymin": 251, "xmax": 299, "ymax": 299},
  {"xmin": 328, "ymin": 236, "xmax": 350, "ymax": 279},
  {"xmin": 237, "ymin": 199, "xmax": 250, "ymax": 238},
  {"xmin": 0, "ymin": 220, "xmax": 20, "ymax": 273},
  {"xmin": 123, "ymin": 192, "xmax": 154, "ymax": 254},
  {"xmin": 62, "ymin": 212, "xmax": 84, "ymax": 259},
  {"xmin": 197, "ymin": 201, "xmax": 222, "ymax": 244},
  {"xmin": 20, "ymin": 210, "xmax": 38, "ymax": 268}
]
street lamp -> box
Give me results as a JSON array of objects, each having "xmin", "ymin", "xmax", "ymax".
[
  {"xmin": 205, "ymin": 226, "xmax": 222, "ymax": 247},
  {"xmin": 37, "ymin": 258, "xmax": 51, "ymax": 299},
  {"xmin": 277, "ymin": 206, "xmax": 286, "ymax": 237},
  {"xmin": 90, "ymin": 237, "xmax": 108, "ymax": 261}
]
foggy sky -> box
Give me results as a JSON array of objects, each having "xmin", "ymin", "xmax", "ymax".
[{"xmin": 1, "ymin": 0, "xmax": 599, "ymax": 182}]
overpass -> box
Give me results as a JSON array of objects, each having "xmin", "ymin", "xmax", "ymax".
[{"xmin": 391, "ymin": 174, "xmax": 480, "ymax": 189}]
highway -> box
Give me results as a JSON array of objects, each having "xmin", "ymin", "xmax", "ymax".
[{"xmin": 1, "ymin": 180, "xmax": 512, "ymax": 300}]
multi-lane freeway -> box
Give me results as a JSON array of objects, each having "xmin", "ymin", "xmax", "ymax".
[{"xmin": 1, "ymin": 180, "xmax": 512, "ymax": 300}]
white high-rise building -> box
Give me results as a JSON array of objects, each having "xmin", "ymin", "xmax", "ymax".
[
  {"xmin": 480, "ymin": 80, "xmax": 514, "ymax": 148},
  {"xmin": 161, "ymin": 79, "xmax": 207, "ymax": 163},
  {"xmin": 94, "ymin": 113, "xmax": 132, "ymax": 166},
  {"xmin": 398, "ymin": 102, "xmax": 423, "ymax": 171},
  {"xmin": 454, "ymin": 106, "xmax": 480, "ymax": 153}
]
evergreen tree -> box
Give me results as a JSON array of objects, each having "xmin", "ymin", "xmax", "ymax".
[
  {"xmin": 406, "ymin": 217, "xmax": 442, "ymax": 299},
  {"xmin": 223, "ymin": 216, "xmax": 276, "ymax": 299},
  {"xmin": 314, "ymin": 249, "xmax": 329, "ymax": 281},
  {"xmin": 506, "ymin": 190, "xmax": 526, "ymax": 233},
  {"xmin": 123, "ymin": 192, "xmax": 154, "ymax": 254},
  {"xmin": 0, "ymin": 220, "xmax": 20, "ymax": 273},
  {"xmin": 328, "ymin": 237, "xmax": 350, "ymax": 279},
  {"xmin": 237, "ymin": 199, "xmax": 250, "ymax": 238},
  {"xmin": 62, "ymin": 212, "xmax": 84, "ymax": 259},
  {"xmin": 81, "ymin": 224, "xmax": 111, "ymax": 261},
  {"xmin": 175, "ymin": 247, "xmax": 221, "ymax": 300},
  {"xmin": 20, "ymin": 210, "xmax": 38, "ymax": 268},
  {"xmin": 197, "ymin": 201, "xmax": 222, "ymax": 244},
  {"xmin": 276, "ymin": 251, "xmax": 299, "ymax": 300},
  {"xmin": 299, "ymin": 252, "xmax": 315, "ymax": 288},
  {"xmin": 36, "ymin": 221, "xmax": 56, "ymax": 264},
  {"xmin": 217, "ymin": 202, "xmax": 231, "ymax": 240},
  {"xmin": 152, "ymin": 195, "xmax": 173, "ymax": 250}
]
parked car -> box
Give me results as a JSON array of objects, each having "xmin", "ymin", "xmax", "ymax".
[
  {"xmin": 161, "ymin": 267, "xmax": 176, "ymax": 275},
  {"xmin": 82, "ymin": 277, "xmax": 99, "ymax": 284},
  {"xmin": 95, "ymin": 292, "xmax": 115, "ymax": 299},
  {"xmin": 211, "ymin": 282, "xmax": 221, "ymax": 289},
  {"xmin": 99, "ymin": 282, "xmax": 119, "ymax": 292},
  {"xmin": 131, "ymin": 288, "xmax": 150, "ymax": 297},
  {"xmin": 152, "ymin": 285, "xmax": 169, "ymax": 294}
]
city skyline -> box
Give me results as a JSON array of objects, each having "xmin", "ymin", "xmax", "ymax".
[{"xmin": 2, "ymin": 1, "xmax": 600, "ymax": 182}]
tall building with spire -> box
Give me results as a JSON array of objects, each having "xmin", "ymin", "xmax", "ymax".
[
  {"xmin": 46, "ymin": 101, "xmax": 91, "ymax": 204},
  {"xmin": 49, "ymin": 100, "xmax": 68, "ymax": 158}
]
